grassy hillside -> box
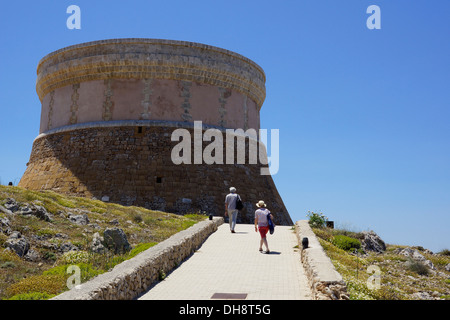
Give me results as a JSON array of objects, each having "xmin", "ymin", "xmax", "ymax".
[
  {"xmin": 0, "ymin": 185, "xmax": 206, "ymax": 300},
  {"xmin": 312, "ymin": 226, "xmax": 450, "ymax": 300}
]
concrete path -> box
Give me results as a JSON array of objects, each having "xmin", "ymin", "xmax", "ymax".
[{"xmin": 139, "ymin": 223, "xmax": 313, "ymax": 300}]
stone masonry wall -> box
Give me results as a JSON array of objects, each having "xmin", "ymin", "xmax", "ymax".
[
  {"xmin": 19, "ymin": 122, "xmax": 293, "ymax": 226},
  {"xmin": 52, "ymin": 217, "xmax": 223, "ymax": 300}
]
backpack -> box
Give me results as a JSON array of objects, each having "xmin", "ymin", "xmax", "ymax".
[
  {"xmin": 235, "ymin": 195, "xmax": 244, "ymax": 210},
  {"xmin": 268, "ymin": 213, "xmax": 274, "ymax": 234}
]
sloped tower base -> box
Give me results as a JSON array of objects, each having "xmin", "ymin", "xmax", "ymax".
[{"xmin": 19, "ymin": 122, "xmax": 293, "ymax": 225}]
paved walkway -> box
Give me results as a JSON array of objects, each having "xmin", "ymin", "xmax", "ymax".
[{"xmin": 139, "ymin": 223, "xmax": 313, "ymax": 300}]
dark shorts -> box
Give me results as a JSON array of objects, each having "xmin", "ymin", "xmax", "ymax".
[{"xmin": 258, "ymin": 226, "xmax": 269, "ymax": 238}]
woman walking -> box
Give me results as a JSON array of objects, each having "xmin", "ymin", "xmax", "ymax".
[{"xmin": 254, "ymin": 200, "xmax": 273, "ymax": 253}]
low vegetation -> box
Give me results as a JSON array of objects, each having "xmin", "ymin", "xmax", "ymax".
[
  {"xmin": 0, "ymin": 185, "xmax": 207, "ymax": 300},
  {"xmin": 310, "ymin": 222, "xmax": 450, "ymax": 300}
]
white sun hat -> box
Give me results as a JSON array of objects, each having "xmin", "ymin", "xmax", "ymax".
[{"xmin": 256, "ymin": 200, "xmax": 266, "ymax": 208}]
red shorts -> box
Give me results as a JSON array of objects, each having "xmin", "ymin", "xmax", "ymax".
[{"xmin": 258, "ymin": 226, "xmax": 269, "ymax": 238}]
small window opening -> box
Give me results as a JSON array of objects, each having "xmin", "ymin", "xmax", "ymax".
[
  {"xmin": 156, "ymin": 177, "xmax": 162, "ymax": 183},
  {"xmin": 138, "ymin": 126, "xmax": 143, "ymax": 134}
]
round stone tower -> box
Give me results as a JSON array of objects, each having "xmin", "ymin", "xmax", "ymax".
[{"xmin": 19, "ymin": 38, "xmax": 293, "ymax": 225}]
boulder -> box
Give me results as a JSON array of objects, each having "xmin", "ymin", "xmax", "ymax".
[
  {"xmin": 400, "ymin": 248, "xmax": 427, "ymax": 262},
  {"xmin": 361, "ymin": 230, "xmax": 386, "ymax": 253},
  {"xmin": 424, "ymin": 260, "xmax": 436, "ymax": 271},
  {"xmin": 109, "ymin": 219, "xmax": 120, "ymax": 226},
  {"xmin": 4, "ymin": 198, "xmax": 19, "ymax": 212},
  {"xmin": 17, "ymin": 204, "xmax": 53, "ymax": 222},
  {"xmin": 24, "ymin": 249, "xmax": 41, "ymax": 262},
  {"xmin": 17, "ymin": 204, "xmax": 33, "ymax": 215},
  {"xmin": 59, "ymin": 242, "xmax": 79, "ymax": 253},
  {"xmin": 31, "ymin": 204, "xmax": 53, "ymax": 222},
  {"xmin": 103, "ymin": 227, "xmax": 131, "ymax": 254},
  {"xmin": 0, "ymin": 216, "xmax": 11, "ymax": 235},
  {"xmin": 400, "ymin": 247, "xmax": 436, "ymax": 270},
  {"xmin": 68, "ymin": 213, "xmax": 90, "ymax": 225},
  {"xmin": 5, "ymin": 231, "xmax": 30, "ymax": 257},
  {"xmin": 90, "ymin": 232, "xmax": 106, "ymax": 254}
]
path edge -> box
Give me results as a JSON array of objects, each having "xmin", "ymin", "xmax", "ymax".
[
  {"xmin": 295, "ymin": 220, "xmax": 349, "ymax": 300},
  {"xmin": 51, "ymin": 217, "xmax": 224, "ymax": 300}
]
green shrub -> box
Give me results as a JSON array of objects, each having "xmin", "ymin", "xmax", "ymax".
[
  {"xmin": 42, "ymin": 251, "xmax": 57, "ymax": 262},
  {"xmin": 132, "ymin": 213, "xmax": 143, "ymax": 223},
  {"xmin": 6, "ymin": 274, "xmax": 66, "ymax": 298},
  {"xmin": 0, "ymin": 250, "xmax": 20, "ymax": 263},
  {"xmin": 311, "ymin": 227, "xmax": 333, "ymax": 242},
  {"xmin": 59, "ymin": 250, "xmax": 90, "ymax": 264},
  {"xmin": 43, "ymin": 263, "xmax": 104, "ymax": 282},
  {"xmin": 332, "ymin": 235, "xmax": 361, "ymax": 252},
  {"xmin": 36, "ymin": 228, "xmax": 58, "ymax": 238},
  {"xmin": 1, "ymin": 261, "xmax": 16, "ymax": 268},
  {"xmin": 307, "ymin": 211, "xmax": 328, "ymax": 228},
  {"xmin": 406, "ymin": 258, "xmax": 429, "ymax": 276},
  {"xmin": 7, "ymin": 292, "xmax": 55, "ymax": 300}
]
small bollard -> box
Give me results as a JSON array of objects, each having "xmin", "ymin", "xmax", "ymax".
[
  {"xmin": 302, "ymin": 237, "xmax": 309, "ymax": 249},
  {"xmin": 209, "ymin": 214, "xmax": 213, "ymax": 220}
]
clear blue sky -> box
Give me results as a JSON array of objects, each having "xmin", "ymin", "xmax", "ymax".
[{"xmin": 0, "ymin": 1, "xmax": 448, "ymax": 252}]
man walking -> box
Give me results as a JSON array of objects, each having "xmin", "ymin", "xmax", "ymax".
[{"xmin": 225, "ymin": 187, "xmax": 240, "ymax": 233}]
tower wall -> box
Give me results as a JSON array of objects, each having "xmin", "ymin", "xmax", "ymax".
[{"xmin": 19, "ymin": 39, "xmax": 293, "ymax": 225}]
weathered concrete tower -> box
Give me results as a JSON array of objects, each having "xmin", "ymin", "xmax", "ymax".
[{"xmin": 19, "ymin": 39, "xmax": 292, "ymax": 225}]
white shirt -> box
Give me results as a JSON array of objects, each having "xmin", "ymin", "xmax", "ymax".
[{"xmin": 255, "ymin": 208, "xmax": 271, "ymax": 227}]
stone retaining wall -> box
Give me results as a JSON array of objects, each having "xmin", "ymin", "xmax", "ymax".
[
  {"xmin": 295, "ymin": 220, "xmax": 349, "ymax": 300},
  {"xmin": 52, "ymin": 217, "xmax": 223, "ymax": 300}
]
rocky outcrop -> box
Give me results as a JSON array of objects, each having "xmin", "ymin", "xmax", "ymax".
[
  {"xmin": 5, "ymin": 231, "xmax": 30, "ymax": 257},
  {"xmin": 398, "ymin": 247, "xmax": 436, "ymax": 271},
  {"xmin": 0, "ymin": 216, "xmax": 11, "ymax": 235},
  {"xmin": 24, "ymin": 249, "xmax": 41, "ymax": 262},
  {"xmin": 67, "ymin": 213, "xmax": 90, "ymax": 225},
  {"xmin": 103, "ymin": 227, "xmax": 131, "ymax": 254},
  {"xmin": 90, "ymin": 232, "xmax": 106, "ymax": 254},
  {"xmin": 15, "ymin": 203, "xmax": 53, "ymax": 222},
  {"xmin": 4, "ymin": 198, "xmax": 19, "ymax": 212},
  {"xmin": 361, "ymin": 230, "xmax": 386, "ymax": 253}
]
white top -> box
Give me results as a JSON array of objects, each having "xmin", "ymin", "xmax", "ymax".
[
  {"xmin": 225, "ymin": 193, "xmax": 238, "ymax": 210},
  {"xmin": 255, "ymin": 208, "xmax": 271, "ymax": 227}
]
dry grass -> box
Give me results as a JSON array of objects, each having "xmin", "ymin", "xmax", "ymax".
[
  {"xmin": 0, "ymin": 185, "xmax": 207, "ymax": 300},
  {"xmin": 312, "ymin": 227, "xmax": 450, "ymax": 300}
]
